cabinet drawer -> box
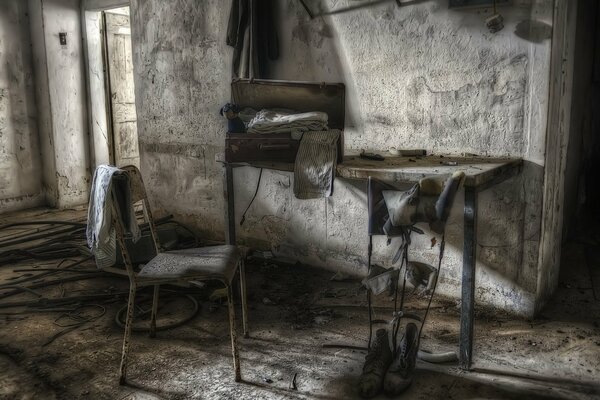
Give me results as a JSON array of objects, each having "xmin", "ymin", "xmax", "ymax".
[{"xmin": 225, "ymin": 134, "xmax": 300, "ymax": 163}]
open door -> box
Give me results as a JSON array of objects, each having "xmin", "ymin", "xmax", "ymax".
[{"xmin": 103, "ymin": 8, "xmax": 139, "ymax": 167}]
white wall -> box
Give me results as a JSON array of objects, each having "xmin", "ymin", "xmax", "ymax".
[
  {"xmin": 44, "ymin": 0, "xmax": 91, "ymax": 207},
  {"xmin": 129, "ymin": 0, "xmax": 556, "ymax": 316},
  {"xmin": 28, "ymin": 0, "xmax": 91, "ymax": 209},
  {"xmin": 0, "ymin": 1, "xmax": 45, "ymax": 213}
]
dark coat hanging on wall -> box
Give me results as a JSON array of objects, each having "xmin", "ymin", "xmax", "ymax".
[{"xmin": 227, "ymin": 0, "xmax": 279, "ymax": 79}]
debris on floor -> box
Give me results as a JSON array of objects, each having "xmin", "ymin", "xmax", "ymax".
[{"xmin": 1, "ymin": 208, "xmax": 600, "ymax": 399}]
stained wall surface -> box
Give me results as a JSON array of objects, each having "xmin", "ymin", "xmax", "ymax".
[
  {"xmin": 28, "ymin": 0, "xmax": 91, "ymax": 209},
  {"xmin": 44, "ymin": 0, "xmax": 91, "ymax": 208},
  {"xmin": 129, "ymin": 0, "xmax": 555, "ymax": 316},
  {"xmin": 0, "ymin": 1, "xmax": 44, "ymax": 213}
]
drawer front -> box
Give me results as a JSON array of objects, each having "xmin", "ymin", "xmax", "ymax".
[{"xmin": 225, "ymin": 137, "xmax": 300, "ymax": 163}]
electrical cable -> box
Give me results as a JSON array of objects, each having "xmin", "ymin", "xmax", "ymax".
[
  {"xmin": 0, "ymin": 271, "xmax": 106, "ymax": 301},
  {"xmin": 0, "ymin": 221, "xmax": 87, "ymax": 230},
  {"xmin": 0, "ymin": 257, "xmax": 93, "ymax": 287},
  {"xmin": 114, "ymin": 294, "xmax": 199, "ymax": 332},
  {"xmin": 43, "ymin": 304, "xmax": 107, "ymax": 346},
  {"xmin": 417, "ymin": 234, "xmax": 445, "ymax": 347},
  {"xmin": 240, "ymin": 168, "xmax": 263, "ymax": 226}
]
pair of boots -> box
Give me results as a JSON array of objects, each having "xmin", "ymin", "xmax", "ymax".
[{"xmin": 358, "ymin": 324, "xmax": 419, "ymax": 398}]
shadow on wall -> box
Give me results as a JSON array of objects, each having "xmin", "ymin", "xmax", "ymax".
[
  {"xmin": 514, "ymin": 19, "xmax": 553, "ymax": 43},
  {"xmin": 128, "ymin": 0, "xmax": 553, "ymax": 315},
  {"xmin": 0, "ymin": 1, "xmax": 43, "ymax": 212},
  {"xmin": 233, "ymin": 160, "xmax": 544, "ymax": 315}
]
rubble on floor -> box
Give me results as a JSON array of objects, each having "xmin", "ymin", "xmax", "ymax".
[{"xmin": 0, "ymin": 208, "xmax": 599, "ymax": 399}]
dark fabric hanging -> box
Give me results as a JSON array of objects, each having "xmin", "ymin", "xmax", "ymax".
[{"xmin": 227, "ymin": 0, "xmax": 279, "ymax": 79}]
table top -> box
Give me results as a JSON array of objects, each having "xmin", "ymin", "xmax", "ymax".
[
  {"xmin": 220, "ymin": 154, "xmax": 523, "ymax": 189},
  {"xmin": 337, "ymin": 155, "xmax": 523, "ymax": 188}
]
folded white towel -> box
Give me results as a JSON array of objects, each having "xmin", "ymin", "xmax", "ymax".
[{"xmin": 247, "ymin": 109, "xmax": 328, "ymax": 134}]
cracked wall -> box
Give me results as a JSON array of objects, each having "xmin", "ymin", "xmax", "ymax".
[
  {"xmin": 130, "ymin": 0, "xmax": 554, "ymax": 316},
  {"xmin": 0, "ymin": 2, "xmax": 44, "ymax": 213}
]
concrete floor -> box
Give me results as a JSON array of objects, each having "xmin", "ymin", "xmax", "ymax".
[{"xmin": 1, "ymin": 208, "xmax": 600, "ymax": 400}]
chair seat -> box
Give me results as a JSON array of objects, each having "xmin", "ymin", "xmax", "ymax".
[{"xmin": 138, "ymin": 245, "xmax": 241, "ymax": 283}]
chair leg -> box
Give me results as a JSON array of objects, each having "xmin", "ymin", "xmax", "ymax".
[
  {"xmin": 226, "ymin": 283, "xmax": 241, "ymax": 382},
  {"xmin": 150, "ymin": 284, "xmax": 160, "ymax": 338},
  {"xmin": 119, "ymin": 281, "xmax": 137, "ymax": 385},
  {"xmin": 239, "ymin": 259, "xmax": 249, "ymax": 338}
]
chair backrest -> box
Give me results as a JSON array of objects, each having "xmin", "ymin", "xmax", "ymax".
[
  {"xmin": 110, "ymin": 165, "xmax": 161, "ymax": 277},
  {"xmin": 121, "ymin": 165, "xmax": 147, "ymax": 204}
]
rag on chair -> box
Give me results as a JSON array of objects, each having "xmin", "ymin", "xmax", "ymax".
[
  {"xmin": 86, "ymin": 165, "xmax": 141, "ymax": 269},
  {"xmin": 293, "ymin": 130, "xmax": 341, "ymax": 199}
]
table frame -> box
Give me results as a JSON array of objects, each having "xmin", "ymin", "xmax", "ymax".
[{"xmin": 221, "ymin": 155, "xmax": 522, "ymax": 370}]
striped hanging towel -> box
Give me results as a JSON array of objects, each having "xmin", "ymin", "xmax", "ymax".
[{"xmin": 293, "ymin": 130, "xmax": 341, "ymax": 199}]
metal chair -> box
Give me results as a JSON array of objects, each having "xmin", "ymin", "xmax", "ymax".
[{"xmin": 109, "ymin": 165, "xmax": 248, "ymax": 384}]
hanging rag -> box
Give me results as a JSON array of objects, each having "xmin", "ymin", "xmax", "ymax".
[
  {"xmin": 293, "ymin": 130, "xmax": 340, "ymax": 199},
  {"xmin": 86, "ymin": 165, "xmax": 140, "ymax": 269},
  {"xmin": 362, "ymin": 264, "xmax": 400, "ymax": 296},
  {"xmin": 227, "ymin": 0, "xmax": 279, "ymax": 78}
]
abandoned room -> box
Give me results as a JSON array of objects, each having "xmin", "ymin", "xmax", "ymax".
[{"xmin": 1, "ymin": 0, "xmax": 599, "ymax": 398}]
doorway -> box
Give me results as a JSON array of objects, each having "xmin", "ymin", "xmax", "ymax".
[
  {"xmin": 557, "ymin": 0, "xmax": 600, "ymax": 311},
  {"xmin": 102, "ymin": 7, "xmax": 139, "ymax": 167},
  {"xmin": 84, "ymin": 5, "xmax": 139, "ymax": 168}
]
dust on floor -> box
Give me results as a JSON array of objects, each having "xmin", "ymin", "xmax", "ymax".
[{"xmin": 0, "ymin": 208, "xmax": 599, "ymax": 400}]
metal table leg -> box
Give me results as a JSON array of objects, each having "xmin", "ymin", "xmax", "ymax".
[
  {"xmin": 460, "ymin": 186, "xmax": 477, "ymax": 370},
  {"xmin": 223, "ymin": 164, "xmax": 236, "ymax": 245}
]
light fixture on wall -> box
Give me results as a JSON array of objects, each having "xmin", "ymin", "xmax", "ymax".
[{"xmin": 485, "ymin": 0, "xmax": 504, "ymax": 33}]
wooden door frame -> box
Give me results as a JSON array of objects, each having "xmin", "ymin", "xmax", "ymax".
[
  {"xmin": 101, "ymin": 10, "xmax": 116, "ymax": 164},
  {"xmin": 81, "ymin": 0, "xmax": 130, "ymax": 168},
  {"xmin": 536, "ymin": 0, "xmax": 579, "ymax": 314}
]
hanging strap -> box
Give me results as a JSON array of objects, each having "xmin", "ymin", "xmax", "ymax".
[{"xmin": 417, "ymin": 235, "xmax": 445, "ymax": 346}]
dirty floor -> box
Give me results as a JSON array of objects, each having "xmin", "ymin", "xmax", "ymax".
[{"xmin": 1, "ymin": 208, "xmax": 600, "ymax": 400}]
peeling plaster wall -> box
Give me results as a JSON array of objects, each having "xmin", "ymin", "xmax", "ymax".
[
  {"xmin": 29, "ymin": 0, "xmax": 58, "ymax": 207},
  {"xmin": 29, "ymin": 0, "xmax": 91, "ymax": 208},
  {"xmin": 130, "ymin": 0, "xmax": 554, "ymax": 316},
  {"xmin": 0, "ymin": 1, "xmax": 45, "ymax": 213},
  {"xmin": 44, "ymin": 0, "xmax": 91, "ymax": 207}
]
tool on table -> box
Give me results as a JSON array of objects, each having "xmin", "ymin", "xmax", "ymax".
[
  {"xmin": 389, "ymin": 148, "xmax": 427, "ymax": 157},
  {"xmin": 360, "ymin": 151, "xmax": 385, "ymax": 161}
]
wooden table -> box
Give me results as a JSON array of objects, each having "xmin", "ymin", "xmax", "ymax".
[{"xmin": 221, "ymin": 154, "xmax": 523, "ymax": 370}]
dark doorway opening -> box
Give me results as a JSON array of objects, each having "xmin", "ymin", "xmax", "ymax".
[{"xmin": 558, "ymin": 0, "xmax": 600, "ymax": 312}]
